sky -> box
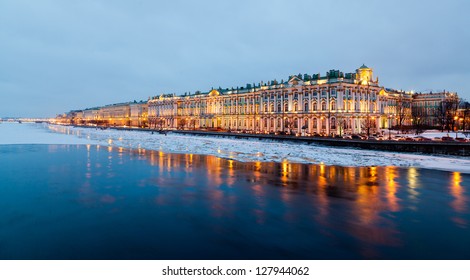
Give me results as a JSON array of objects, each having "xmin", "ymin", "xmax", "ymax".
[{"xmin": 1, "ymin": 0, "xmax": 469, "ymax": 118}]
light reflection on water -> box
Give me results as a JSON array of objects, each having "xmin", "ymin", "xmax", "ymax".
[{"xmin": 0, "ymin": 144, "xmax": 469, "ymax": 260}]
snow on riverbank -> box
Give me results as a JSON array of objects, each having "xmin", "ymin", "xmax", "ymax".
[
  {"xmin": 2, "ymin": 122, "xmax": 468, "ymax": 172},
  {"xmin": 41, "ymin": 124, "xmax": 470, "ymax": 173}
]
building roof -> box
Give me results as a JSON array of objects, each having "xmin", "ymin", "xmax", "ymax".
[{"xmin": 359, "ymin": 64, "xmax": 369, "ymax": 69}]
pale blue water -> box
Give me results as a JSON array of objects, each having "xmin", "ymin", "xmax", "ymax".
[{"xmin": 0, "ymin": 144, "xmax": 469, "ymax": 259}]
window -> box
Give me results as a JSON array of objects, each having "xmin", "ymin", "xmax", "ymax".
[
  {"xmin": 277, "ymin": 103, "xmax": 282, "ymax": 112},
  {"xmin": 321, "ymin": 101, "xmax": 327, "ymax": 111},
  {"xmin": 312, "ymin": 101, "xmax": 317, "ymax": 111},
  {"xmin": 313, "ymin": 118, "xmax": 317, "ymax": 128},
  {"xmin": 330, "ymin": 101, "xmax": 336, "ymax": 111},
  {"xmin": 284, "ymin": 103, "xmax": 288, "ymax": 112},
  {"xmin": 331, "ymin": 117, "xmax": 336, "ymax": 129},
  {"xmin": 304, "ymin": 102, "xmax": 309, "ymax": 112}
]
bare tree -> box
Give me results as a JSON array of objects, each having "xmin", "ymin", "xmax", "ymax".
[
  {"xmin": 395, "ymin": 94, "xmax": 411, "ymax": 133},
  {"xmin": 178, "ymin": 118, "xmax": 187, "ymax": 130},
  {"xmin": 460, "ymin": 100, "xmax": 470, "ymax": 136},
  {"xmin": 411, "ymin": 104, "xmax": 428, "ymax": 135},
  {"xmin": 436, "ymin": 95, "xmax": 460, "ymax": 132},
  {"xmin": 189, "ymin": 119, "xmax": 196, "ymax": 130},
  {"xmin": 361, "ymin": 116, "xmax": 375, "ymax": 136},
  {"xmin": 157, "ymin": 119, "xmax": 165, "ymax": 130},
  {"xmin": 336, "ymin": 116, "xmax": 347, "ymax": 137}
]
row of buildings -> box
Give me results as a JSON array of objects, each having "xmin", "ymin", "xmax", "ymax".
[{"xmin": 57, "ymin": 65, "xmax": 464, "ymax": 136}]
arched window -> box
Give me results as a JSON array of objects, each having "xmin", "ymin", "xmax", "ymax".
[
  {"xmin": 331, "ymin": 117, "xmax": 336, "ymax": 129},
  {"xmin": 304, "ymin": 102, "xmax": 309, "ymax": 112},
  {"xmin": 264, "ymin": 104, "xmax": 268, "ymax": 112},
  {"xmin": 284, "ymin": 103, "xmax": 288, "ymax": 112},
  {"xmin": 312, "ymin": 101, "xmax": 317, "ymax": 111},
  {"xmin": 313, "ymin": 118, "xmax": 317, "ymax": 128},
  {"xmin": 293, "ymin": 102, "xmax": 298, "ymax": 112},
  {"xmin": 270, "ymin": 103, "xmax": 274, "ymax": 112},
  {"xmin": 321, "ymin": 101, "xmax": 327, "ymax": 111},
  {"xmin": 277, "ymin": 118, "xmax": 282, "ymax": 128},
  {"xmin": 330, "ymin": 101, "xmax": 336, "ymax": 111},
  {"xmin": 277, "ymin": 103, "xmax": 282, "ymax": 112},
  {"xmin": 270, "ymin": 118, "xmax": 275, "ymax": 128}
]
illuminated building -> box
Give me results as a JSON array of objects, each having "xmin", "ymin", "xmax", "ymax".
[
  {"xmin": 148, "ymin": 65, "xmax": 409, "ymax": 135},
  {"xmin": 59, "ymin": 65, "xmax": 460, "ymax": 134},
  {"xmin": 130, "ymin": 101, "xmax": 148, "ymax": 127}
]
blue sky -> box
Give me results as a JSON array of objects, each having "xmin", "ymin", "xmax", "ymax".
[{"xmin": 1, "ymin": 0, "xmax": 469, "ymax": 117}]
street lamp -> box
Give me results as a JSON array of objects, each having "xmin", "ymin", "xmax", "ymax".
[{"xmin": 454, "ymin": 116, "xmax": 459, "ymax": 138}]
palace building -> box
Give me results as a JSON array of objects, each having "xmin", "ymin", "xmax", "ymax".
[
  {"xmin": 58, "ymin": 65, "xmax": 460, "ymax": 135},
  {"xmin": 148, "ymin": 65, "xmax": 415, "ymax": 135}
]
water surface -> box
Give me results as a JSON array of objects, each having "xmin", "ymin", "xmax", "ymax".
[{"xmin": 0, "ymin": 144, "xmax": 469, "ymax": 259}]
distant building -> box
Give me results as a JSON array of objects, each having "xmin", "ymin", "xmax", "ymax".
[
  {"xmin": 412, "ymin": 91, "xmax": 459, "ymax": 127},
  {"xmin": 130, "ymin": 101, "xmax": 148, "ymax": 127},
  {"xmin": 97, "ymin": 103, "xmax": 131, "ymax": 126}
]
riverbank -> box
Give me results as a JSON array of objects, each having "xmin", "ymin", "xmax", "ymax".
[
  {"xmin": 42, "ymin": 123, "xmax": 470, "ymax": 173},
  {"xmin": 64, "ymin": 124, "xmax": 470, "ymax": 156}
]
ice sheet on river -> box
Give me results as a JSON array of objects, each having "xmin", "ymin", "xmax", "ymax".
[{"xmin": 41, "ymin": 124, "xmax": 470, "ymax": 173}]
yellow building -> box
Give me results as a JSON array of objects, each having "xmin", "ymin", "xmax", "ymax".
[
  {"xmin": 97, "ymin": 103, "xmax": 131, "ymax": 126},
  {"xmin": 130, "ymin": 101, "xmax": 148, "ymax": 127},
  {"xmin": 148, "ymin": 65, "xmax": 403, "ymax": 135}
]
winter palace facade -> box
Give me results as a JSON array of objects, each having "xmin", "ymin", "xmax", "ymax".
[
  {"xmin": 60, "ymin": 65, "xmax": 459, "ymax": 135},
  {"xmin": 148, "ymin": 65, "xmax": 413, "ymax": 135}
]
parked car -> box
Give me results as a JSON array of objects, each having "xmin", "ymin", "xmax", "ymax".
[
  {"xmin": 441, "ymin": 136, "xmax": 455, "ymax": 141},
  {"xmin": 455, "ymin": 137, "xmax": 469, "ymax": 142},
  {"xmin": 432, "ymin": 137, "xmax": 442, "ymax": 142},
  {"xmin": 351, "ymin": 134, "xmax": 362, "ymax": 140},
  {"xmin": 342, "ymin": 135, "xmax": 352, "ymax": 139},
  {"xmin": 413, "ymin": 136, "xmax": 432, "ymax": 141}
]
